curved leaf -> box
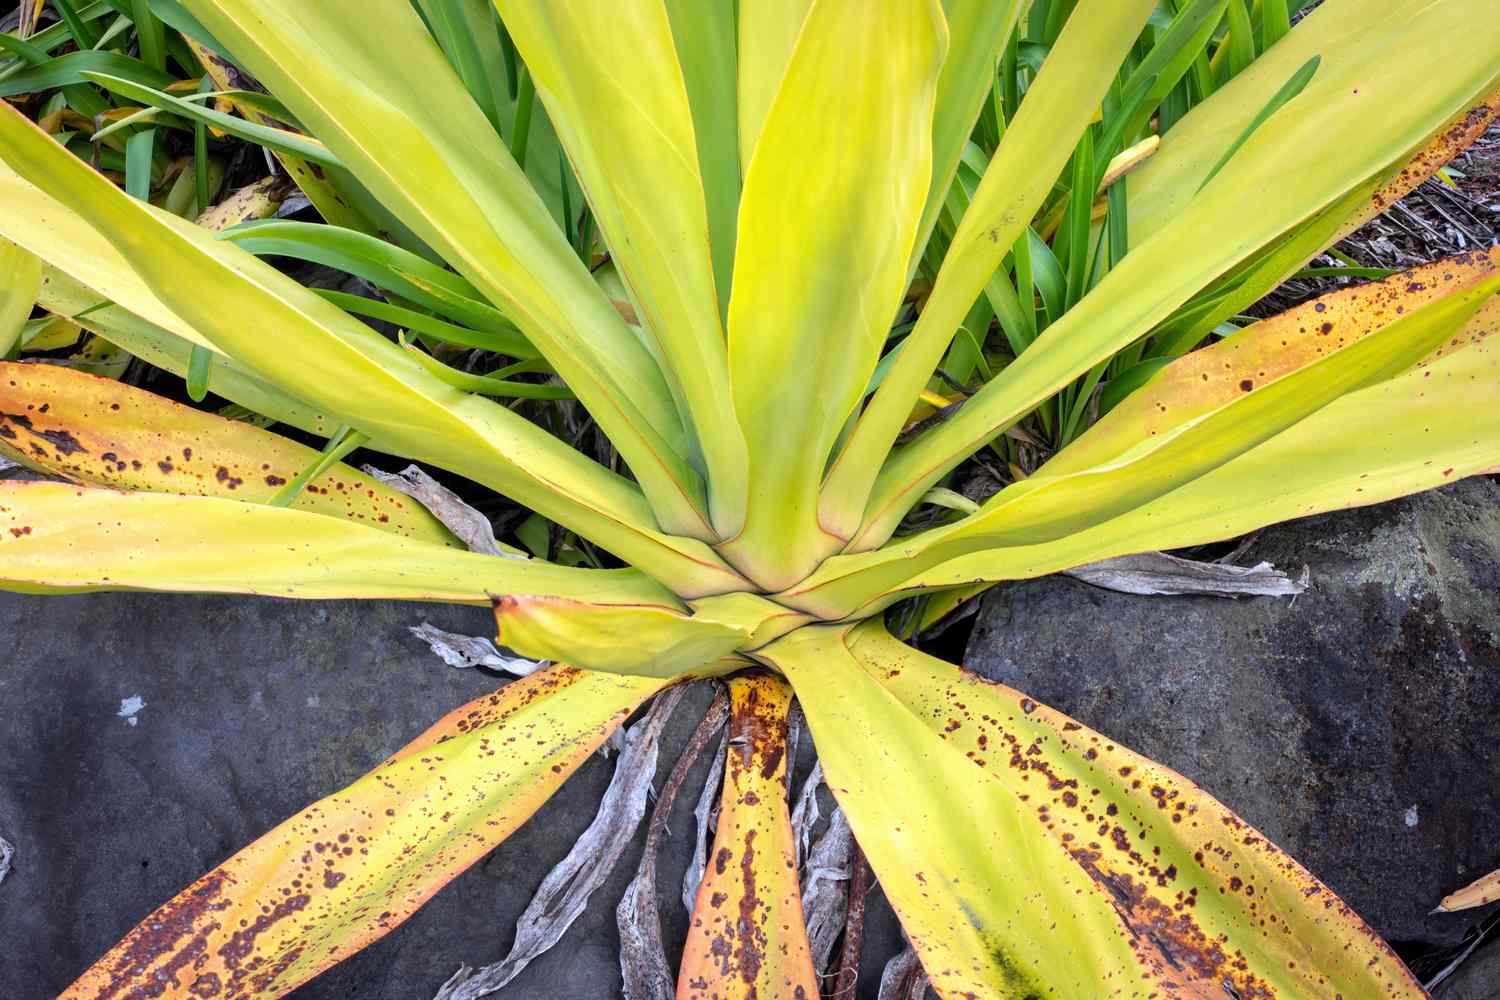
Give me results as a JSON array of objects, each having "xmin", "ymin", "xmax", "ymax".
[
  {"xmin": 179, "ymin": 0, "xmax": 715, "ymax": 539},
  {"xmin": 786, "ymin": 262, "xmax": 1500, "ymax": 617},
  {"xmin": 678, "ymin": 672, "xmax": 816, "ymax": 999},
  {"xmin": 1047, "ymin": 246, "xmax": 1500, "ymax": 477},
  {"xmin": 0, "ymin": 167, "xmax": 218, "ymax": 355},
  {"xmin": 0, "ymin": 361, "xmax": 456, "ymax": 545},
  {"xmin": 862, "ymin": 0, "xmax": 1500, "ymax": 548},
  {"xmin": 765, "ymin": 622, "xmax": 1423, "ymax": 999},
  {"xmin": 62, "ymin": 666, "xmax": 670, "ymax": 1000},
  {"xmin": 721, "ymin": 0, "xmax": 946, "ymax": 589},
  {"xmin": 36, "ymin": 264, "xmax": 341, "ymax": 440},
  {"xmin": 0, "ymin": 105, "xmax": 747, "ymax": 597},
  {"xmin": 821, "ymin": 0, "xmax": 1157, "ymax": 541},
  {"xmin": 500, "ymin": 0, "xmax": 749, "ymax": 538},
  {"xmin": 903, "ymin": 329, "xmax": 1500, "ymax": 602}
]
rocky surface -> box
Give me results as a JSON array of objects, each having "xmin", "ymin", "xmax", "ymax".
[
  {"xmin": 966, "ymin": 476, "xmax": 1500, "ymax": 949},
  {"xmin": 0, "ymin": 591, "xmax": 905, "ymax": 999},
  {"xmin": 1435, "ymin": 938, "xmax": 1500, "ymax": 999}
]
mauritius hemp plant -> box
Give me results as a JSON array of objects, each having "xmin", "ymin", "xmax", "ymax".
[{"xmin": 1, "ymin": 0, "xmax": 1499, "ymax": 996}]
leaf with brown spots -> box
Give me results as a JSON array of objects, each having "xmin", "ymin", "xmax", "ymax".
[
  {"xmin": 914, "ymin": 323, "xmax": 1500, "ymax": 597},
  {"xmin": 1046, "ymin": 247, "xmax": 1500, "ymax": 478},
  {"xmin": 766, "ymin": 622, "xmax": 1425, "ymax": 999},
  {"xmin": 61, "ymin": 665, "xmax": 672, "ymax": 1000},
  {"xmin": 678, "ymin": 673, "xmax": 817, "ymax": 1000},
  {"xmin": 0, "ymin": 361, "xmax": 457, "ymax": 546},
  {"xmin": 1436, "ymin": 866, "xmax": 1500, "ymax": 913},
  {"xmin": 782, "ymin": 261, "xmax": 1500, "ymax": 619}
]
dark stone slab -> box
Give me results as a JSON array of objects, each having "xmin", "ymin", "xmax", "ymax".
[
  {"xmin": 0, "ymin": 591, "xmax": 904, "ymax": 999},
  {"xmin": 965, "ymin": 477, "xmax": 1500, "ymax": 948}
]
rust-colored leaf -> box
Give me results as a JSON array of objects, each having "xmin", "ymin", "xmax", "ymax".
[
  {"xmin": 1048, "ymin": 246, "xmax": 1500, "ymax": 478},
  {"xmin": 61, "ymin": 666, "xmax": 670, "ymax": 1000},
  {"xmin": 1350, "ymin": 86, "xmax": 1500, "ymax": 236},
  {"xmin": 678, "ymin": 673, "xmax": 817, "ymax": 1000},
  {"xmin": 0, "ymin": 361, "xmax": 455, "ymax": 545},
  {"xmin": 1436, "ymin": 865, "xmax": 1500, "ymax": 912}
]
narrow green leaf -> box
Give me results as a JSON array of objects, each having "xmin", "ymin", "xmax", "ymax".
[
  {"xmin": 269, "ymin": 426, "xmax": 368, "ymax": 507},
  {"xmin": 131, "ymin": 0, "xmax": 167, "ymax": 71},
  {"xmin": 1198, "ymin": 55, "xmax": 1320, "ymax": 193},
  {"xmin": 0, "ymin": 50, "xmax": 173, "ymax": 96},
  {"xmin": 510, "ymin": 64, "xmax": 534, "ymax": 169},
  {"xmin": 81, "ymin": 71, "xmax": 342, "ymax": 167},
  {"xmin": 123, "ymin": 127, "xmax": 154, "ymax": 200},
  {"xmin": 185, "ymin": 343, "xmax": 212, "ymax": 402}
]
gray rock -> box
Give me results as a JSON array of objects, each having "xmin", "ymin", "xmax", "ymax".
[
  {"xmin": 1435, "ymin": 938, "xmax": 1500, "ymax": 999},
  {"xmin": 0, "ymin": 591, "xmax": 902, "ymax": 998},
  {"xmin": 964, "ymin": 476, "xmax": 1500, "ymax": 948}
]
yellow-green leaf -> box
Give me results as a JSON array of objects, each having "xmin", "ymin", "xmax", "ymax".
[
  {"xmin": 722, "ymin": 0, "xmax": 946, "ymax": 590},
  {"xmin": 37, "ymin": 263, "xmax": 342, "ymax": 440},
  {"xmin": 1048, "ymin": 246, "xmax": 1500, "ymax": 477},
  {"xmin": 0, "ymin": 481, "xmax": 678, "ymax": 609},
  {"xmin": 784, "ymin": 261, "xmax": 1500, "ymax": 618},
  {"xmin": 0, "ymin": 104, "xmax": 746, "ymax": 597},
  {"xmin": 0, "ymin": 236, "xmax": 41, "ymax": 357},
  {"xmin": 907, "ymin": 330, "xmax": 1500, "ymax": 603},
  {"xmin": 735, "ymin": 0, "xmax": 813, "ymax": 175},
  {"xmin": 181, "ymin": 0, "xmax": 713, "ymax": 539},
  {"xmin": 62, "ymin": 666, "xmax": 670, "ymax": 1000},
  {"xmin": 765, "ymin": 622, "xmax": 1423, "ymax": 999},
  {"xmin": 822, "ymin": 0, "xmax": 1156, "ymax": 541},
  {"xmin": 499, "ymin": 0, "xmax": 749, "ymax": 538},
  {"xmin": 863, "ymin": 0, "xmax": 1500, "ymax": 548},
  {"xmin": 494, "ymin": 590, "xmax": 803, "ymax": 678}
]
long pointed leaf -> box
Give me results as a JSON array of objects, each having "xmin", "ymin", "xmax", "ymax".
[
  {"xmin": 0, "ymin": 107, "xmax": 746, "ymax": 596},
  {"xmin": 822, "ymin": 0, "xmax": 1156, "ymax": 540},
  {"xmin": 663, "ymin": 0, "xmax": 739, "ymax": 322},
  {"xmin": 499, "ymin": 0, "xmax": 749, "ymax": 538},
  {"xmin": 722, "ymin": 0, "xmax": 946, "ymax": 589},
  {"xmin": 180, "ymin": 0, "xmax": 715, "ymax": 538},
  {"xmin": 0, "ymin": 361, "xmax": 456, "ymax": 545},
  {"xmin": 0, "ymin": 481, "xmax": 677, "ymax": 610},
  {"xmin": 786, "ymin": 259, "xmax": 1500, "ymax": 616},
  {"xmin": 861, "ymin": 0, "xmax": 1500, "ymax": 548},
  {"xmin": 765, "ymin": 622, "xmax": 1423, "ymax": 999},
  {"xmin": 678, "ymin": 673, "xmax": 816, "ymax": 999},
  {"xmin": 62, "ymin": 666, "xmax": 670, "ymax": 1000},
  {"xmin": 902, "ymin": 329, "xmax": 1500, "ymax": 602}
]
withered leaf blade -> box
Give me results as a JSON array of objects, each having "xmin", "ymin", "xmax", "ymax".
[
  {"xmin": 1063, "ymin": 551, "xmax": 1307, "ymax": 597},
  {"xmin": 1435, "ymin": 865, "xmax": 1500, "ymax": 912},
  {"xmin": 365, "ymin": 462, "xmax": 521, "ymax": 558},
  {"xmin": 877, "ymin": 944, "xmax": 929, "ymax": 1000},
  {"xmin": 800, "ymin": 805, "xmax": 854, "ymax": 979},
  {"xmin": 681, "ymin": 731, "xmax": 727, "ymax": 916},
  {"xmin": 617, "ymin": 684, "xmax": 729, "ymax": 1000},
  {"xmin": 409, "ymin": 621, "xmax": 544, "ymax": 676}
]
